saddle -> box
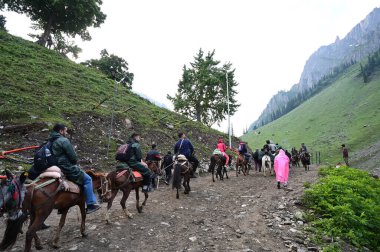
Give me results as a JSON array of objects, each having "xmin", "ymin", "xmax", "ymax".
[
  {"xmin": 31, "ymin": 166, "xmax": 80, "ymax": 194},
  {"xmin": 115, "ymin": 168, "xmax": 143, "ymax": 182}
]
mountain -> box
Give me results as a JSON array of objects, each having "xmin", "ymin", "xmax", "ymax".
[
  {"xmin": 242, "ymin": 62, "xmax": 380, "ymax": 175},
  {"xmin": 0, "ymin": 30, "xmax": 238, "ymax": 171},
  {"xmin": 249, "ymin": 7, "xmax": 380, "ymax": 130}
]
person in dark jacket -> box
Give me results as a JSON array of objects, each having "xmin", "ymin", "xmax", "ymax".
[
  {"xmin": 146, "ymin": 144, "xmax": 161, "ymax": 161},
  {"xmin": 174, "ymin": 132, "xmax": 199, "ymax": 178},
  {"xmin": 49, "ymin": 123, "xmax": 100, "ymax": 214},
  {"xmin": 127, "ymin": 133, "xmax": 153, "ymax": 192},
  {"xmin": 161, "ymin": 151, "xmax": 174, "ymax": 185}
]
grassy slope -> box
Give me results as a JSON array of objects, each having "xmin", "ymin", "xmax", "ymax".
[
  {"xmin": 242, "ymin": 63, "xmax": 380, "ymax": 167},
  {"xmin": 0, "ymin": 31, "xmax": 235, "ymax": 169}
]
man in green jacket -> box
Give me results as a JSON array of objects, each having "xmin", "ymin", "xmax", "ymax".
[
  {"xmin": 126, "ymin": 133, "xmax": 152, "ymax": 192},
  {"xmin": 50, "ymin": 123, "xmax": 101, "ymax": 214}
]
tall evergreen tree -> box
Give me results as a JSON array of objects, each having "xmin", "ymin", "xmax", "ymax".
[{"xmin": 168, "ymin": 49, "xmax": 239, "ymax": 126}]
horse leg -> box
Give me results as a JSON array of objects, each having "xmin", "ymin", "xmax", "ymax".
[
  {"xmin": 176, "ymin": 187, "xmax": 179, "ymax": 199},
  {"xmin": 262, "ymin": 158, "xmax": 266, "ymax": 176},
  {"xmin": 52, "ymin": 209, "xmax": 68, "ymax": 248},
  {"xmin": 120, "ymin": 188, "xmax": 134, "ymax": 218},
  {"xmin": 142, "ymin": 191, "xmax": 148, "ymax": 206},
  {"xmin": 183, "ymin": 177, "xmax": 188, "ymax": 194},
  {"xmin": 25, "ymin": 211, "xmax": 47, "ymax": 252},
  {"xmin": 79, "ymin": 201, "xmax": 87, "ymax": 237},
  {"xmin": 212, "ymin": 167, "xmax": 215, "ymax": 182},
  {"xmin": 224, "ymin": 166, "xmax": 229, "ymax": 179},
  {"xmin": 185, "ymin": 175, "xmax": 191, "ymax": 193},
  {"xmin": 105, "ymin": 189, "xmax": 118, "ymax": 223},
  {"xmin": 236, "ymin": 161, "xmax": 239, "ymax": 177},
  {"xmin": 135, "ymin": 188, "xmax": 143, "ymax": 213}
]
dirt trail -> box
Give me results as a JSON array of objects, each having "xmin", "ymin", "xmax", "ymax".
[{"xmin": 4, "ymin": 166, "xmax": 320, "ymax": 252}]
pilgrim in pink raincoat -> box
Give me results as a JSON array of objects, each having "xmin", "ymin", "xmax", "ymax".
[
  {"xmin": 216, "ymin": 138, "xmax": 230, "ymax": 165},
  {"xmin": 274, "ymin": 149, "xmax": 290, "ymax": 187}
]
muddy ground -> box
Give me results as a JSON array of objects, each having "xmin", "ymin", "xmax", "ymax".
[{"xmin": 2, "ymin": 165, "xmax": 322, "ymax": 252}]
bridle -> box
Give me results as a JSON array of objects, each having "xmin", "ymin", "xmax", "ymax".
[{"xmin": 98, "ymin": 175, "xmax": 111, "ymax": 198}]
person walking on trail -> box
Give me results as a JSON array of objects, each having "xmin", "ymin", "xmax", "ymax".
[
  {"xmin": 49, "ymin": 123, "xmax": 101, "ymax": 214},
  {"xmin": 216, "ymin": 137, "xmax": 230, "ymax": 166},
  {"xmin": 126, "ymin": 133, "xmax": 153, "ymax": 192},
  {"xmin": 274, "ymin": 148, "xmax": 290, "ymax": 189},
  {"xmin": 161, "ymin": 151, "xmax": 174, "ymax": 185},
  {"xmin": 174, "ymin": 132, "xmax": 199, "ymax": 178},
  {"xmin": 341, "ymin": 144, "xmax": 349, "ymax": 166}
]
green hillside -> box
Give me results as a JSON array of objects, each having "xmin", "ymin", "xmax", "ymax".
[
  {"xmin": 242, "ymin": 63, "xmax": 380, "ymax": 170},
  {"xmin": 0, "ymin": 31, "xmax": 235, "ymax": 170}
]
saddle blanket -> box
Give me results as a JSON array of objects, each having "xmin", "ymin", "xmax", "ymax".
[{"xmin": 116, "ymin": 169, "xmax": 143, "ymax": 181}]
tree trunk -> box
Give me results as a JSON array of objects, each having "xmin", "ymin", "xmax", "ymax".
[
  {"xmin": 37, "ymin": 15, "xmax": 54, "ymax": 47},
  {"xmin": 195, "ymin": 105, "xmax": 201, "ymax": 122}
]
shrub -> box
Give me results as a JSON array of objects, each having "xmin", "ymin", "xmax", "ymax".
[{"xmin": 303, "ymin": 166, "xmax": 380, "ymax": 251}]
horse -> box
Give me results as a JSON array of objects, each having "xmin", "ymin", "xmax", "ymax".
[
  {"xmin": 209, "ymin": 154, "xmax": 229, "ymax": 182},
  {"xmin": 146, "ymin": 160, "xmax": 161, "ymax": 189},
  {"xmin": 0, "ymin": 169, "xmax": 108, "ymax": 252},
  {"xmin": 103, "ymin": 162, "xmax": 161, "ymax": 223},
  {"xmin": 235, "ymin": 153, "xmax": 249, "ymax": 177},
  {"xmin": 172, "ymin": 155, "xmax": 192, "ymax": 199},
  {"xmin": 262, "ymin": 154, "xmax": 273, "ymax": 176},
  {"xmin": 300, "ymin": 152, "xmax": 311, "ymax": 171},
  {"xmin": 291, "ymin": 154, "xmax": 300, "ymax": 167}
]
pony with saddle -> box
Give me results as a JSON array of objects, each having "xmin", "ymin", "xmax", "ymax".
[
  {"xmin": 209, "ymin": 149, "xmax": 231, "ymax": 182},
  {"xmin": 262, "ymin": 153, "xmax": 274, "ymax": 176},
  {"xmin": 300, "ymin": 152, "xmax": 311, "ymax": 171},
  {"xmin": 103, "ymin": 161, "xmax": 161, "ymax": 223},
  {"xmin": 231, "ymin": 148, "xmax": 250, "ymax": 177},
  {"xmin": 0, "ymin": 167, "xmax": 108, "ymax": 252},
  {"xmin": 291, "ymin": 148, "xmax": 300, "ymax": 167},
  {"xmin": 172, "ymin": 154, "xmax": 192, "ymax": 199}
]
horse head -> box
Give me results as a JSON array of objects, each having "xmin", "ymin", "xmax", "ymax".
[
  {"xmin": 147, "ymin": 161, "xmax": 162, "ymax": 176},
  {"xmin": 0, "ymin": 170, "xmax": 26, "ymax": 217},
  {"xmin": 85, "ymin": 170, "xmax": 110, "ymax": 202}
]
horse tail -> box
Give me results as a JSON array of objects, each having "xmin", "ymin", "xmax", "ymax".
[
  {"xmin": 0, "ymin": 213, "xmax": 28, "ymax": 250},
  {"xmin": 172, "ymin": 163, "xmax": 182, "ymax": 190}
]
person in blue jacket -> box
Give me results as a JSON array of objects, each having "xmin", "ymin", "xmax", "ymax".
[{"xmin": 174, "ymin": 132, "xmax": 199, "ymax": 178}]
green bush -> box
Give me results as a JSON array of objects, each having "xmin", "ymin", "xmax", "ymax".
[{"xmin": 303, "ymin": 166, "xmax": 380, "ymax": 251}]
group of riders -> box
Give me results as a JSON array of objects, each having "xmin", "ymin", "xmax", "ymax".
[{"xmin": 24, "ymin": 123, "xmax": 310, "ymax": 228}]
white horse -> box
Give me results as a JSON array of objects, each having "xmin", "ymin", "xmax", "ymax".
[{"xmin": 262, "ymin": 154, "xmax": 273, "ymax": 176}]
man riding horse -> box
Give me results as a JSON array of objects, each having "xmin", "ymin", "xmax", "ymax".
[
  {"xmin": 126, "ymin": 133, "xmax": 153, "ymax": 192},
  {"xmin": 42, "ymin": 123, "xmax": 101, "ymax": 214},
  {"xmin": 174, "ymin": 132, "xmax": 199, "ymax": 178}
]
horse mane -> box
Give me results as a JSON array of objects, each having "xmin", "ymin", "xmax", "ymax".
[{"xmin": 85, "ymin": 169, "xmax": 106, "ymax": 179}]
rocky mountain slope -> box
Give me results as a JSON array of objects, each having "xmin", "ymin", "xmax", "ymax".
[{"xmin": 250, "ymin": 7, "xmax": 380, "ymax": 130}]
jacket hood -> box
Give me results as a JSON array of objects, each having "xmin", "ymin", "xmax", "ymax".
[{"xmin": 49, "ymin": 131, "xmax": 62, "ymax": 141}]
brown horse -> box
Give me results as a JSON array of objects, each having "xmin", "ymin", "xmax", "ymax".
[
  {"xmin": 172, "ymin": 156, "xmax": 192, "ymax": 199},
  {"xmin": 235, "ymin": 153, "xmax": 249, "ymax": 177},
  {"xmin": 103, "ymin": 162, "xmax": 161, "ymax": 223},
  {"xmin": 209, "ymin": 154, "xmax": 230, "ymax": 182},
  {"xmin": 0, "ymin": 169, "xmax": 108, "ymax": 252},
  {"xmin": 300, "ymin": 152, "xmax": 311, "ymax": 171}
]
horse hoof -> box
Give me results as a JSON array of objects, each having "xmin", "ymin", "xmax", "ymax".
[
  {"xmin": 36, "ymin": 245, "xmax": 44, "ymax": 250},
  {"xmin": 137, "ymin": 207, "xmax": 143, "ymax": 213},
  {"xmin": 142, "ymin": 202, "xmax": 146, "ymax": 206},
  {"xmin": 82, "ymin": 232, "xmax": 88, "ymax": 238},
  {"xmin": 176, "ymin": 195, "xmax": 179, "ymax": 199}
]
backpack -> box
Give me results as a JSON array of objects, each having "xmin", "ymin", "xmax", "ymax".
[
  {"xmin": 115, "ymin": 144, "xmax": 132, "ymax": 162},
  {"xmin": 33, "ymin": 140, "xmax": 57, "ymax": 172},
  {"xmin": 163, "ymin": 154, "xmax": 173, "ymax": 166}
]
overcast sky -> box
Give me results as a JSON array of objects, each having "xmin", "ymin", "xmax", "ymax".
[{"xmin": 2, "ymin": 0, "xmax": 379, "ymax": 136}]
